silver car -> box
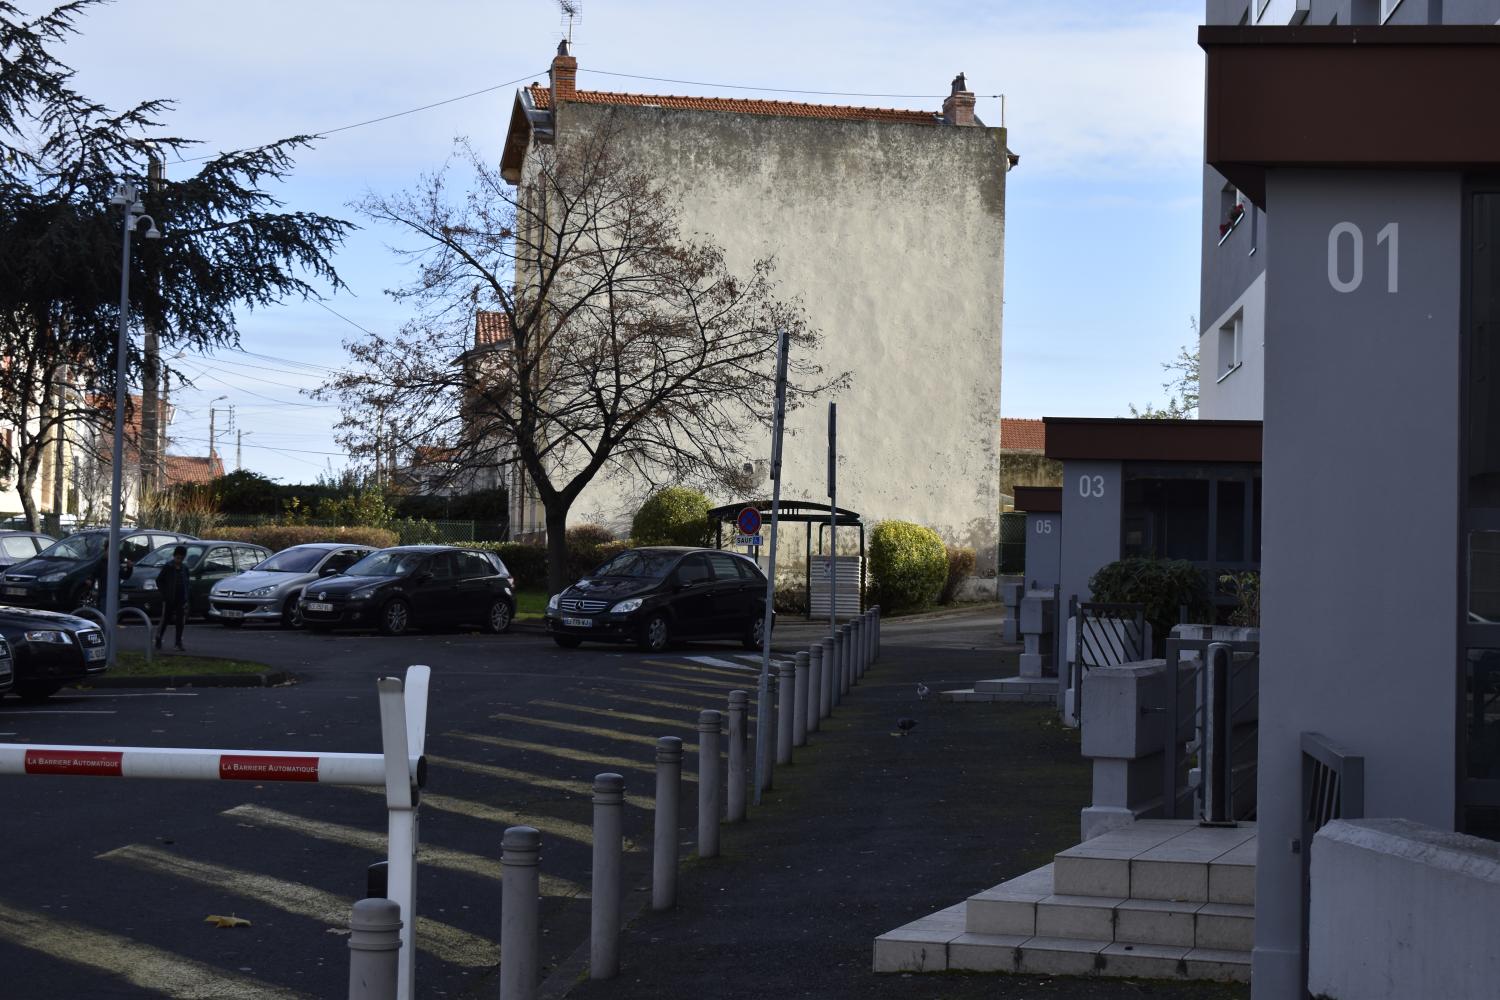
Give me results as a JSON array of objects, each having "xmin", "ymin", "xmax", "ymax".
[{"xmin": 207, "ymin": 543, "xmax": 375, "ymax": 628}]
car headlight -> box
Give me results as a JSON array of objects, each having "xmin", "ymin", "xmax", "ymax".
[
  {"xmin": 39, "ymin": 571, "xmax": 66, "ymax": 583},
  {"xmin": 248, "ymin": 586, "xmax": 276, "ymax": 598},
  {"xmin": 143, "ymin": 580, "xmax": 157, "ymax": 591},
  {"xmin": 547, "ymin": 593, "xmax": 560, "ymax": 611},
  {"xmin": 611, "ymin": 598, "xmax": 643, "ymax": 614},
  {"xmin": 350, "ymin": 588, "xmax": 377, "ymax": 600},
  {"xmin": 24, "ymin": 630, "xmax": 68, "ymax": 643}
]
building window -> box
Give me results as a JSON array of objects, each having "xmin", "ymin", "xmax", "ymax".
[{"xmin": 1217, "ymin": 313, "xmax": 1243, "ymax": 380}]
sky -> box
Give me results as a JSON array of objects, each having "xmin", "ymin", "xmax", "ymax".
[{"xmin": 20, "ymin": 0, "xmax": 1207, "ymax": 484}]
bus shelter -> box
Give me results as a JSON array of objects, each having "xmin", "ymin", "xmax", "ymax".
[{"xmin": 707, "ymin": 501, "xmax": 865, "ymax": 619}]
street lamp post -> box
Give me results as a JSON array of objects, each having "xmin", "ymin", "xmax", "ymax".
[{"xmin": 106, "ymin": 180, "xmax": 160, "ymax": 665}]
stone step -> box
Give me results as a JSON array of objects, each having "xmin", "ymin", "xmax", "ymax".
[
  {"xmin": 940, "ymin": 688, "xmax": 1056, "ymax": 704},
  {"xmin": 1053, "ymin": 820, "xmax": 1256, "ymax": 904},
  {"xmin": 974, "ymin": 676, "xmax": 1056, "ymax": 695},
  {"xmin": 965, "ymin": 864, "xmax": 1254, "ymax": 951}
]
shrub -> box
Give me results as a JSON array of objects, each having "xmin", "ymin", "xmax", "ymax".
[
  {"xmin": 939, "ymin": 545, "xmax": 976, "ymax": 604},
  {"xmin": 567, "ymin": 524, "xmax": 616, "ymax": 548},
  {"xmin": 214, "ymin": 525, "xmax": 398, "ymax": 551},
  {"xmin": 1219, "ymin": 570, "xmax": 1260, "ymax": 627},
  {"xmin": 631, "ymin": 487, "xmax": 711, "ymax": 547},
  {"xmin": 869, "ymin": 521, "xmax": 947, "ymax": 612},
  {"xmin": 490, "ymin": 542, "xmax": 548, "ymax": 588},
  {"xmin": 1089, "ymin": 557, "xmax": 1213, "ymax": 649}
]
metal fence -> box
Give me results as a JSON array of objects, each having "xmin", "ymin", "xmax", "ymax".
[
  {"xmin": 1300, "ymin": 731, "xmax": 1364, "ymax": 995},
  {"xmin": 1068, "ymin": 599, "xmax": 1147, "ymax": 721},
  {"xmin": 1159, "ymin": 635, "xmax": 1259, "ymax": 822},
  {"xmin": 999, "ymin": 511, "xmax": 1026, "ymax": 574}
]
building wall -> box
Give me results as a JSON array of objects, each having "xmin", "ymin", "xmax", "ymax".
[
  {"xmin": 550, "ymin": 103, "xmax": 1008, "ymax": 571},
  {"xmin": 1058, "ymin": 459, "xmax": 1122, "ymax": 605},
  {"xmin": 1198, "ymin": 271, "xmax": 1265, "ymax": 419},
  {"xmin": 1254, "ymin": 168, "xmax": 1462, "ymax": 998},
  {"xmin": 1024, "ymin": 510, "xmax": 1062, "ymax": 591}
]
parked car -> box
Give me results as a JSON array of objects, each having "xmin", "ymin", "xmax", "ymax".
[
  {"xmin": 0, "ymin": 606, "xmax": 107, "ymax": 701},
  {"xmin": 0, "ymin": 531, "xmax": 55, "ymax": 572},
  {"xmin": 207, "ymin": 543, "xmax": 376, "ymax": 628},
  {"xmin": 299, "ymin": 545, "xmax": 515, "ymax": 635},
  {"xmin": 545, "ymin": 546, "xmax": 770, "ymax": 652},
  {"xmin": 0, "ymin": 633, "xmax": 13, "ymax": 697},
  {"xmin": 117, "ymin": 540, "xmax": 272, "ymax": 620},
  {"xmin": 0, "ymin": 528, "xmax": 196, "ymax": 611}
]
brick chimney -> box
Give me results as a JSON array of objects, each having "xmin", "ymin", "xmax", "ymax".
[
  {"xmin": 550, "ymin": 38, "xmax": 577, "ymax": 106},
  {"xmin": 942, "ymin": 72, "xmax": 976, "ymax": 126}
]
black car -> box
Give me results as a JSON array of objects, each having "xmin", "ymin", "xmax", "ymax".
[
  {"xmin": 545, "ymin": 546, "xmax": 770, "ymax": 652},
  {"xmin": 0, "ymin": 606, "xmax": 107, "ymax": 701},
  {"xmin": 1, "ymin": 528, "xmax": 197, "ymax": 611},
  {"xmin": 298, "ymin": 546, "xmax": 516, "ymax": 635},
  {"xmin": 0, "ymin": 531, "xmax": 55, "ymax": 571},
  {"xmin": 118, "ymin": 540, "xmax": 273, "ymax": 619}
]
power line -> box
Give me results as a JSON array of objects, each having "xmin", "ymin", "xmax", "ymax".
[
  {"xmin": 583, "ymin": 68, "xmax": 1003, "ymax": 100},
  {"xmin": 312, "ymin": 299, "xmax": 385, "ymax": 341},
  {"xmin": 170, "ymin": 432, "xmax": 350, "ymax": 457},
  {"xmin": 175, "ymin": 363, "xmax": 336, "ymax": 409}
]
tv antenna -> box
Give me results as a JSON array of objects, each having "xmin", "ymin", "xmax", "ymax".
[{"xmin": 557, "ymin": 0, "xmax": 581, "ymax": 46}]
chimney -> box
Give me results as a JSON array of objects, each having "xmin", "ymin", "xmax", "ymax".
[
  {"xmin": 942, "ymin": 72, "xmax": 976, "ymax": 126},
  {"xmin": 550, "ymin": 38, "xmax": 577, "ymax": 106}
]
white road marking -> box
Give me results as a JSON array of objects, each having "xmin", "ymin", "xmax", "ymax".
[
  {"xmin": 488, "ymin": 712, "xmax": 699, "ymax": 753},
  {"xmin": 532, "ymin": 699, "xmax": 688, "ymax": 730},
  {"xmin": 0, "ymin": 709, "xmax": 116, "ymax": 715},
  {"xmin": 426, "ymin": 754, "xmax": 608, "ymax": 796},
  {"xmin": 447, "ymin": 731, "xmax": 698, "ymax": 782},
  {"xmin": 99, "ymin": 843, "xmax": 497, "ymax": 968},
  {"xmin": 0, "ymin": 897, "xmax": 310, "ymax": 999},
  {"xmin": 345, "ymin": 787, "xmax": 640, "ymax": 852},
  {"xmin": 62, "ymin": 692, "xmax": 201, "ymax": 699},
  {"xmin": 685, "ymin": 655, "xmax": 754, "ymax": 670}
]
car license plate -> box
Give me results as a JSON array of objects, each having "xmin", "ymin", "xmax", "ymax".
[
  {"xmin": 85, "ymin": 647, "xmax": 106, "ymax": 662},
  {"xmin": 562, "ymin": 616, "xmax": 593, "ymax": 628},
  {"xmin": 4, "ymin": 586, "xmax": 25, "ymax": 596},
  {"xmin": 218, "ymin": 609, "xmax": 245, "ymax": 619},
  {"xmin": 307, "ymin": 602, "xmax": 333, "ymax": 613}
]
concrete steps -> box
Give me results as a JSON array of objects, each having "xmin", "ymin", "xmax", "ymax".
[
  {"xmin": 941, "ymin": 676, "xmax": 1056, "ymax": 703},
  {"xmin": 874, "ymin": 820, "xmax": 1254, "ymax": 982}
]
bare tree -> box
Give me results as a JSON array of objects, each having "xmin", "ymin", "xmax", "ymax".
[
  {"xmin": 320, "ymin": 115, "xmax": 839, "ymax": 592},
  {"xmin": 1129, "ymin": 318, "xmax": 1201, "ymax": 420}
]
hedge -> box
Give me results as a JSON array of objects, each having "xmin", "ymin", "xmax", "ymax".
[
  {"xmin": 940, "ymin": 545, "xmax": 976, "ymax": 604},
  {"xmin": 1088, "ymin": 557, "xmax": 1213, "ymax": 652},
  {"xmin": 214, "ymin": 525, "xmax": 398, "ymax": 551},
  {"xmin": 466, "ymin": 539, "xmax": 636, "ymax": 591},
  {"xmin": 631, "ymin": 487, "xmax": 711, "ymax": 547},
  {"xmin": 869, "ymin": 521, "xmax": 948, "ymax": 612}
]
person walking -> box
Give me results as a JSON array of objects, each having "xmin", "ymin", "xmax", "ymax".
[{"xmin": 155, "ymin": 545, "xmax": 190, "ymax": 652}]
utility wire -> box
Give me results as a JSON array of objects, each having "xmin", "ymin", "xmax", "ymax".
[{"xmin": 583, "ymin": 67, "xmax": 1003, "ymax": 100}]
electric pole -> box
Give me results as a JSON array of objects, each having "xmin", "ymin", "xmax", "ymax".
[{"xmin": 140, "ymin": 149, "xmax": 164, "ymax": 500}]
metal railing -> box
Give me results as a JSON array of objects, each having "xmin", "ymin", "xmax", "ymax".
[
  {"xmin": 1160, "ymin": 635, "xmax": 1260, "ymax": 821},
  {"xmin": 1069, "ymin": 599, "xmax": 1147, "ymax": 721},
  {"xmin": 1300, "ymin": 731, "xmax": 1364, "ymax": 997}
]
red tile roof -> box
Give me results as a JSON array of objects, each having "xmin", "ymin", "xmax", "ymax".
[
  {"xmin": 162, "ymin": 454, "xmax": 224, "ymax": 486},
  {"xmin": 1001, "ymin": 417, "xmax": 1046, "ymax": 453},
  {"xmin": 528, "ymin": 84, "xmax": 941, "ymax": 127},
  {"xmin": 474, "ymin": 311, "xmax": 512, "ymax": 349}
]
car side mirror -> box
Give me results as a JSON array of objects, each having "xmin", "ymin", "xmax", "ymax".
[{"xmin": 319, "ymin": 566, "xmax": 341, "ymax": 577}]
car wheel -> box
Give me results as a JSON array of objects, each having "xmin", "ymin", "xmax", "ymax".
[
  {"xmin": 637, "ymin": 613, "xmax": 670, "ymax": 653},
  {"xmin": 15, "ymin": 681, "xmax": 63, "ymax": 702},
  {"xmin": 378, "ymin": 599, "xmax": 411, "ymax": 636},
  {"xmin": 281, "ymin": 596, "xmax": 303, "ymax": 630},
  {"xmin": 742, "ymin": 612, "xmax": 767, "ymax": 650},
  {"xmin": 553, "ymin": 634, "xmax": 583, "ymax": 649},
  {"xmin": 484, "ymin": 598, "xmax": 514, "ymax": 635}
]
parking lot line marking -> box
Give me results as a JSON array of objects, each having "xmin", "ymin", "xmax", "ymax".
[
  {"xmin": 425, "ymin": 754, "xmax": 619, "ymax": 797},
  {"xmin": 641, "ymin": 658, "xmax": 751, "ymax": 680},
  {"xmin": 221, "ymin": 805, "xmax": 587, "ymax": 897},
  {"xmin": 62, "ymin": 691, "xmax": 200, "ymax": 698},
  {"xmin": 597, "ymin": 692, "xmax": 726, "ymax": 715},
  {"xmin": 99, "ymin": 843, "xmax": 497, "ymax": 969},
  {"xmin": 0, "ymin": 709, "xmax": 116, "ymax": 715},
  {"xmin": 683, "ymin": 655, "xmax": 757, "ymax": 671},
  {"xmin": 0, "ymin": 897, "xmax": 310, "ymax": 999},
  {"xmin": 620, "ymin": 667, "xmax": 738, "ymax": 690},
  {"xmin": 446, "ymin": 732, "xmax": 698, "ymax": 783},
  {"xmin": 623, "ymin": 682, "xmax": 737, "ymax": 703},
  {"xmin": 345, "ymin": 788, "xmax": 640, "ymax": 853},
  {"xmin": 532, "ymin": 699, "xmax": 687, "ymax": 730},
  {"xmin": 488, "ymin": 712, "xmax": 700, "ymax": 753}
]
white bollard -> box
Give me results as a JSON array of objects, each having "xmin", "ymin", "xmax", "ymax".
[
  {"xmin": 839, "ymin": 625, "xmax": 853, "ymax": 698},
  {"xmin": 499, "ymin": 826, "xmax": 541, "ymax": 1000},
  {"xmin": 873, "ymin": 605, "xmax": 881, "ymax": 661},
  {"xmin": 653, "ymin": 737, "xmax": 682, "ymax": 911},
  {"xmin": 590, "ymin": 773, "xmax": 624, "ymax": 980},
  {"xmin": 757, "ymin": 672, "xmax": 775, "ymax": 793},
  {"xmin": 850, "ymin": 618, "xmax": 863, "ymax": 685},
  {"xmin": 776, "ymin": 661, "xmax": 794, "ymax": 765},
  {"xmin": 819, "ymin": 638, "xmax": 835, "ymax": 719},
  {"xmin": 792, "ymin": 651, "xmax": 809, "ymax": 748},
  {"xmin": 697, "ymin": 712, "xmax": 722, "ymax": 858},
  {"xmin": 807, "ymin": 646, "xmax": 823, "ymax": 734},
  {"xmin": 726, "ymin": 691, "xmax": 747, "ymax": 822},
  {"xmin": 348, "ymin": 897, "xmax": 402, "ymax": 1000}
]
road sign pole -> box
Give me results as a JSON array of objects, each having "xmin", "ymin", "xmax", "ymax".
[
  {"xmin": 753, "ymin": 329, "xmax": 790, "ymax": 807},
  {"xmin": 828, "ymin": 402, "xmax": 837, "ymax": 637}
]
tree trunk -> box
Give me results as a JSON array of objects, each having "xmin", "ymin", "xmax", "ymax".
[
  {"xmin": 16, "ymin": 455, "xmax": 39, "ymax": 532},
  {"xmin": 544, "ymin": 500, "xmax": 572, "ymax": 596}
]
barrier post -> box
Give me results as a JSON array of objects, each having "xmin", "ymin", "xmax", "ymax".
[
  {"xmin": 726, "ymin": 691, "xmax": 747, "ymax": 822},
  {"xmin": 850, "ymin": 619, "xmax": 863, "ymax": 685},
  {"xmin": 652, "ymin": 737, "xmax": 682, "ymax": 910},
  {"xmin": 590, "ymin": 773, "xmax": 624, "ymax": 980},
  {"xmin": 757, "ymin": 672, "xmax": 775, "ymax": 792},
  {"xmin": 499, "ymin": 826, "xmax": 540, "ymax": 1000},
  {"xmin": 819, "ymin": 638, "xmax": 835, "ymax": 719},
  {"xmin": 697, "ymin": 712, "xmax": 722, "ymax": 858},
  {"xmin": 348, "ymin": 897, "xmax": 402, "ymax": 1000},
  {"xmin": 776, "ymin": 661, "xmax": 794, "ymax": 765},
  {"xmin": 862, "ymin": 612, "xmax": 872, "ymax": 676},
  {"xmin": 376, "ymin": 668, "xmax": 429, "ymax": 1000},
  {"xmin": 807, "ymin": 645, "xmax": 823, "ymax": 734},
  {"xmin": 792, "ymin": 651, "xmax": 809, "ymax": 748}
]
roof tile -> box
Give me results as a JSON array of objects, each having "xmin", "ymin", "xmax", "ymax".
[
  {"xmin": 529, "ymin": 84, "xmax": 940, "ymax": 126},
  {"xmin": 1001, "ymin": 417, "xmax": 1046, "ymax": 453}
]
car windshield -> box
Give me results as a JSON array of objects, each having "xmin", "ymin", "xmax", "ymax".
[
  {"xmin": 37, "ymin": 533, "xmax": 105, "ymax": 560},
  {"xmin": 135, "ymin": 544, "xmax": 205, "ymax": 569},
  {"xmin": 256, "ymin": 547, "xmax": 327, "ymax": 573},
  {"xmin": 590, "ymin": 550, "xmax": 678, "ymax": 580},
  {"xmin": 345, "ymin": 550, "xmax": 427, "ymax": 578}
]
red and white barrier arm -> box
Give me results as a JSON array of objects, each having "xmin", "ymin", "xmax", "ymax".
[{"xmin": 0, "ymin": 744, "xmax": 414, "ymax": 787}]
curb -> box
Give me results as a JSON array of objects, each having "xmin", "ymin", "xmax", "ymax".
[
  {"xmin": 513, "ymin": 619, "xmax": 548, "ymax": 635},
  {"xmin": 72, "ymin": 671, "xmax": 295, "ymax": 690}
]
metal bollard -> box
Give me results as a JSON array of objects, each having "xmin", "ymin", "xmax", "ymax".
[
  {"xmin": 776, "ymin": 661, "xmax": 795, "ymax": 765},
  {"xmin": 851, "ymin": 618, "xmax": 863, "ymax": 684},
  {"xmin": 590, "ymin": 773, "xmax": 624, "ymax": 980},
  {"xmin": 861, "ymin": 612, "xmax": 871, "ymax": 676},
  {"xmin": 653, "ymin": 737, "xmax": 682, "ymax": 910},
  {"xmin": 807, "ymin": 645, "xmax": 823, "ymax": 734},
  {"xmin": 697, "ymin": 712, "xmax": 722, "ymax": 858},
  {"xmin": 365, "ymin": 860, "xmax": 388, "ymax": 900},
  {"xmin": 830, "ymin": 631, "xmax": 843, "ymax": 708},
  {"xmin": 500, "ymin": 826, "xmax": 541, "ymax": 1000},
  {"xmin": 726, "ymin": 691, "xmax": 747, "ymax": 822},
  {"xmin": 874, "ymin": 605, "xmax": 881, "ymax": 661},
  {"xmin": 792, "ymin": 651, "xmax": 809, "ymax": 748},
  {"xmin": 819, "ymin": 637, "xmax": 835, "ymax": 719},
  {"xmin": 757, "ymin": 672, "xmax": 775, "ymax": 793},
  {"xmin": 839, "ymin": 625, "xmax": 853, "ymax": 698},
  {"xmin": 348, "ymin": 897, "xmax": 402, "ymax": 1000}
]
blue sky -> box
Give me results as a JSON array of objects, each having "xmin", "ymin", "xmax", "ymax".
[{"xmin": 25, "ymin": 0, "xmax": 1207, "ymax": 482}]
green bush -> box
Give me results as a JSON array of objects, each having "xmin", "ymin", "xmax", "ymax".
[
  {"xmin": 631, "ymin": 487, "xmax": 712, "ymax": 547},
  {"xmin": 1089, "ymin": 557, "xmax": 1212, "ymax": 650},
  {"xmin": 869, "ymin": 521, "xmax": 948, "ymax": 612},
  {"xmin": 215, "ymin": 525, "xmax": 398, "ymax": 552},
  {"xmin": 939, "ymin": 545, "xmax": 976, "ymax": 604},
  {"xmin": 567, "ymin": 524, "xmax": 616, "ymax": 548}
]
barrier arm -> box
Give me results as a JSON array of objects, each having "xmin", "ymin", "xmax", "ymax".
[{"xmin": 378, "ymin": 665, "xmax": 429, "ymax": 1000}]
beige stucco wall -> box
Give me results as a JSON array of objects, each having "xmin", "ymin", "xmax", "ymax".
[{"xmin": 538, "ymin": 102, "xmax": 1008, "ymax": 572}]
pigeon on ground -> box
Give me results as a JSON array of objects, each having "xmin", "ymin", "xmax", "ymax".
[
  {"xmin": 916, "ymin": 682, "xmax": 931, "ymax": 701},
  {"xmin": 893, "ymin": 717, "xmax": 918, "ymax": 737}
]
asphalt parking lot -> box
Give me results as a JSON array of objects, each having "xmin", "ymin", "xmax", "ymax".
[{"xmin": 0, "ymin": 619, "xmax": 804, "ymax": 999}]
